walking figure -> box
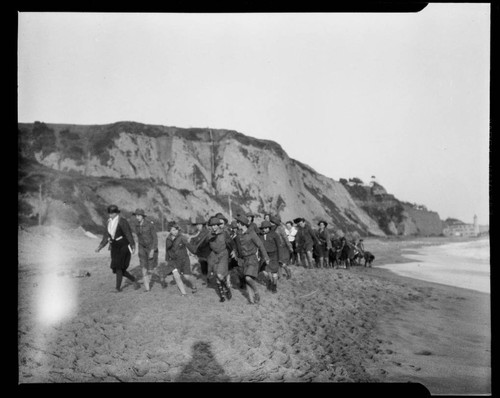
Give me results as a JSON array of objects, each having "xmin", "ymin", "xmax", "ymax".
[
  {"xmin": 259, "ymin": 220, "xmax": 281, "ymax": 293},
  {"xmin": 197, "ymin": 216, "xmax": 233, "ymax": 302},
  {"xmin": 132, "ymin": 208, "xmax": 161, "ymax": 291},
  {"xmin": 164, "ymin": 222, "xmax": 199, "ymax": 296},
  {"xmin": 95, "ymin": 205, "xmax": 140, "ymax": 292},
  {"xmin": 233, "ymin": 214, "xmax": 270, "ymax": 304}
]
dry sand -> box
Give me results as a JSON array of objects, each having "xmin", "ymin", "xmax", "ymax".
[{"xmin": 17, "ymin": 227, "xmax": 491, "ymax": 393}]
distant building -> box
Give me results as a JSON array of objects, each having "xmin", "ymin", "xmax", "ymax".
[{"xmin": 443, "ymin": 215, "xmax": 485, "ymax": 237}]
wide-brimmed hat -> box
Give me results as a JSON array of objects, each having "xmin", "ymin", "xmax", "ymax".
[
  {"xmin": 214, "ymin": 213, "xmax": 228, "ymax": 224},
  {"xmin": 245, "ymin": 212, "xmax": 256, "ymax": 218},
  {"xmin": 270, "ymin": 215, "xmax": 281, "ymax": 225},
  {"xmin": 133, "ymin": 208, "xmax": 146, "ymax": 217},
  {"xmin": 230, "ymin": 220, "xmax": 238, "ymax": 229},
  {"xmin": 234, "ymin": 214, "xmax": 250, "ymax": 226},
  {"xmin": 191, "ymin": 216, "xmax": 206, "ymax": 225},
  {"xmin": 260, "ymin": 220, "xmax": 273, "ymax": 229},
  {"xmin": 293, "ymin": 217, "xmax": 304, "ymax": 224},
  {"xmin": 208, "ymin": 216, "xmax": 224, "ymax": 226},
  {"xmin": 318, "ymin": 220, "xmax": 328, "ymax": 227},
  {"xmin": 107, "ymin": 205, "xmax": 120, "ymax": 214}
]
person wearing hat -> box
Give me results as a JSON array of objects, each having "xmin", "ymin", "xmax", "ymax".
[
  {"xmin": 164, "ymin": 222, "xmax": 199, "ymax": 295},
  {"xmin": 245, "ymin": 212, "xmax": 260, "ymax": 235},
  {"xmin": 132, "ymin": 208, "xmax": 161, "ymax": 291},
  {"xmin": 195, "ymin": 216, "xmax": 233, "ymax": 302},
  {"xmin": 259, "ymin": 220, "xmax": 281, "ymax": 293},
  {"xmin": 95, "ymin": 205, "xmax": 140, "ymax": 292},
  {"xmin": 294, "ymin": 218, "xmax": 319, "ymax": 269},
  {"xmin": 233, "ymin": 214, "xmax": 270, "ymax": 304},
  {"xmin": 269, "ymin": 215, "xmax": 294, "ymax": 280},
  {"xmin": 214, "ymin": 213, "xmax": 236, "ymax": 292},
  {"xmin": 189, "ymin": 216, "xmax": 211, "ymax": 285},
  {"xmin": 227, "ymin": 220, "xmax": 246, "ymax": 289},
  {"xmin": 315, "ymin": 220, "xmax": 332, "ymax": 269}
]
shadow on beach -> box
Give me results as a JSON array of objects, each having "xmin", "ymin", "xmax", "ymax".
[{"xmin": 175, "ymin": 341, "xmax": 230, "ymax": 382}]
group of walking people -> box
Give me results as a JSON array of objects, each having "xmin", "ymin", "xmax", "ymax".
[{"xmin": 95, "ymin": 205, "xmax": 370, "ymax": 305}]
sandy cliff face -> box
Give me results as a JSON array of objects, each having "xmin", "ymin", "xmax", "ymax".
[{"xmin": 19, "ymin": 121, "xmax": 394, "ymax": 236}]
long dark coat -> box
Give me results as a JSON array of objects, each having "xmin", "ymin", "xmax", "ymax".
[{"xmin": 97, "ymin": 216, "xmax": 136, "ymax": 273}]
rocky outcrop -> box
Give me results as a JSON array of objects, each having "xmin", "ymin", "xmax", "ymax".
[{"xmin": 341, "ymin": 182, "xmax": 443, "ymax": 236}]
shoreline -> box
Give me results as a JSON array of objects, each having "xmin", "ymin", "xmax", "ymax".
[
  {"xmin": 374, "ymin": 237, "xmax": 490, "ymax": 294},
  {"xmin": 363, "ymin": 266, "xmax": 491, "ymax": 394}
]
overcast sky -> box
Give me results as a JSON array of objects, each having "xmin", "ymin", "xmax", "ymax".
[{"xmin": 18, "ymin": 4, "xmax": 490, "ymax": 225}]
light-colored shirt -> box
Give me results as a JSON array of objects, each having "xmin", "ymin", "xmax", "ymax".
[
  {"xmin": 285, "ymin": 226, "xmax": 297, "ymax": 242},
  {"xmin": 107, "ymin": 216, "xmax": 119, "ymax": 238}
]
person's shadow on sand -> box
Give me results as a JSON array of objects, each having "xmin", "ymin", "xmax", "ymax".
[{"xmin": 175, "ymin": 341, "xmax": 230, "ymax": 382}]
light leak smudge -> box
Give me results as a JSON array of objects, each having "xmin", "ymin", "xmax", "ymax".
[{"xmin": 35, "ymin": 238, "xmax": 77, "ymax": 327}]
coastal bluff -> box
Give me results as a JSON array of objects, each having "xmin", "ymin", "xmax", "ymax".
[{"xmin": 19, "ymin": 121, "xmax": 441, "ymax": 236}]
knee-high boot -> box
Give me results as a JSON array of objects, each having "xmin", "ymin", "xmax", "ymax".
[
  {"xmin": 215, "ymin": 279, "xmax": 226, "ymax": 302},
  {"xmin": 221, "ymin": 278, "xmax": 232, "ymax": 300}
]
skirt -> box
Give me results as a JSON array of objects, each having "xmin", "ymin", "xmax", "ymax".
[
  {"xmin": 110, "ymin": 240, "xmax": 132, "ymax": 273},
  {"xmin": 138, "ymin": 245, "xmax": 159, "ymax": 270},
  {"xmin": 278, "ymin": 244, "xmax": 291, "ymax": 264},
  {"xmin": 241, "ymin": 254, "xmax": 260, "ymax": 278},
  {"xmin": 261, "ymin": 250, "xmax": 280, "ymax": 273},
  {"xmin": 207, "ymin": 250, "xmax": 229, "ymax": 277},
  {"xmin": 164, "ymin": 256, "xmax": 192, "ymax": 275},
  {"xmin": 315, "ymin": 243, "xmax": 329, "ymax": 258}
]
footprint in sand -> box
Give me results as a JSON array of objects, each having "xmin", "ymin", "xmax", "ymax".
[{"xmin": 414, "ymin": 350, "xmax": 433, "ymax": 356}]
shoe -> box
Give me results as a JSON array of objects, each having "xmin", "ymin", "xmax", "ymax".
[
  {"xmin": 115, "ymin": 287, "xmax": 122, "ymax": 293},
  {"xmin": 161, "ymin": 280, "xmax": 167, "ymax": 289},
  {"xmin": 219, "ymin": 296, "xmax": 226, "ymax": 302},
  {"xmin": 192, "ymin": 287, "xmax": 198, "ymax": 294},
  {"xmin": 225, "ymin": 287, "xmax": 232, "ymax": 300},
  {"xmin": 272, "ymin": 284, "xmax": 277, "ymax": 294},
  {"xmin": 134, "ymin": 282, "xmax": 141, "ymax": 290}
]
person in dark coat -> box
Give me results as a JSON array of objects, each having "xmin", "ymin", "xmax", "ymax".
[
  {"xmin": 270, "ymin": 215, "xmax": 293, "ymax": 280},
  {"xmin": 338, "ymin": 236, "xmax": 354, "ymax": 269},
  {"xmin": 214, "ymin": 213, "xmax": 235, "ymax": 291},
  {"xmin": 233, "ymin": 214, "xmax": 270, "ymax": 304},
  {"xmin": 132, "ymin": 208, "xmax": 160, "ymax": 291},
  {"xmin": 259, "ymin": 220, "xmax": 281, "ymax": 293},
  {"xmin": 95, "ymin": 205, "xmax": 140, "ymax": 292},
  {"xmin": 294, "ymin": 217, "xmax": 319, "ymax": 269},
  {"xmin": 228, "ymin": 220, "xmax": 245, "ymax": 289},
  {"xmin": 315, "ymin": 220, "xmax": 332, "ymax": 268},
  {"xmin": 196, "ymin": 216, "xmax": 233, "ymax": 302},
  {"xmin": 189, "ymin": 216, "xmax": 211, "ymax": 286},
  {"xmin": 165, "ymin": 222, "xmax": 199, "ymax": 295}
]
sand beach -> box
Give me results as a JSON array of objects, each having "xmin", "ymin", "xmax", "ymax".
[{"xmin": 17, "ymin": 227, "xmax": 491, "ymax": 394}]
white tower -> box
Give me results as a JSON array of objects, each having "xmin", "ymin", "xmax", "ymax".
[{"xmin": 473, "ymin": 214, "xmax": 479, "ymax": 236}]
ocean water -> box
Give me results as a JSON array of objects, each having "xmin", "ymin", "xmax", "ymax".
[{"xmin": 378, "ymin": 237, "xmax": 490, "ymax": 294}]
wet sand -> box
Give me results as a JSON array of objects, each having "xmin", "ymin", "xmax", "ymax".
[{"xmin": 17, "ymin": 227, "xmax": 491, "ymax": 393}]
